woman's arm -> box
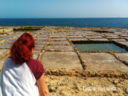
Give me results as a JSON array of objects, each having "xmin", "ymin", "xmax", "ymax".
[{"xmin": 37, "ymin": 73, "xmax": 49, "ymax": 96}]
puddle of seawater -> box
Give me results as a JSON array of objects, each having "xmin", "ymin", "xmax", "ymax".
[{"xmin": 73, "ymin": 42, "xmax": 128, "ymax": 52}]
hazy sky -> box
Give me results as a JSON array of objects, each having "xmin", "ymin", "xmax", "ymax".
[{"xmin": 0, "ymin": 0, "xmax": 128, "ymax": 18}]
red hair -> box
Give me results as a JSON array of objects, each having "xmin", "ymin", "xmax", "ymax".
[{"xmin": 10, "ymin": 33, "xmax": 35, "ymax": 64}]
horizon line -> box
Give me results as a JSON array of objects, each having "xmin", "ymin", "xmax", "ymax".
[{"xmin": 0, "ymin": 17, "xmax": 128, "ymax": 19}]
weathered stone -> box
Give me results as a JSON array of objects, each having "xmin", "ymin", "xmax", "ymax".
[
  {"xmin": 114, "ymin": 53, "xmax": 128, "ymax": 65},
  {"xmin": 35, "ymin": 45, "xmax": 44, "ymax": 48},
  {"xmin": 112, "ymin": 79, "xmax": 119, "ymax": 84},
  {"xmin": 111, "ymin": 39, "xmax": 126, "ymax": 42},
  {"xmin": 4, "ymin": 40, "xmax": 15, "ymax": 44},
  {"xmin": 46, "ymin": 46, "xmax": 74, "ymax": 51},
  {"xmin": 51, "ymin": 35, "xmax": 65, "ymax": 38},
  {"xmin": 85, "ymin": 35, "xmax": 103, "ymax": 39},
  {"xmin": 119, "ymin": 42, "xmax": 128, "ymax": 47},
  {"xmin": 50, "ymin": 39, "xmax": 67, "ymax": 42},
  {"xmin": 35, "ymin": 41, "xmax": 46, "ymax": 45},
  {"xmin": 39, "ymin": 52, "xmax": 82, "ymax": 71},
  {"xmin": 0, "ymin": 45, "xmax": 11, "ymax": 49},
  {"xmin": 106, "ymin": 36, "xmax": 119, "ymax": 39},
  {"xmin": 0, "ymin": 49, "xmax": 9, "ymax": 59},
  {"xmin": 125, "ymin": 88, "xmax": 128, "ymax": 94},
  {"xmin": 52, "ymin": 33, "xmax": 65, "ymax": 37},
  {"xmin": 69, "ymin": 38, "xmax": 88, "ymax": 41},
  {"xmin": 68, "ymin": 36, "xmax": 83, "ymax": 38},
  {"xmin": 49, "ymin": 41, "xmax": 70, "ymax": 45},
  {"xmin": 89, "ymin": 38, "xmax": 109, "ymax": 41},
  {"xmin": 0, "ymin": 40, "xmax": 6, "ymax": 45},
  {"xmin": 0, "ymin": 50, "xmax": 9, "ymax": 70},
  {"xmin": 48, "ymin": 85, "xmax": 57, "ymax": 92},
  {"xmin": 51, "ymin": 37, "xmax": 67, "ymax": 41},
  {"xmin": 33, "ymin": 51, "xmax": 40, "ymax": 59},
  {"xmin": 45, "ymin": 75, "xmax": 128, "ymax": 96},
  {"xmin": 120, "ymin": 34, "xmax": 128, "ymax": 37},
  {"xmin": 35, "ymin": 38, "xmax": 48, "ymax": 41},
  {"xmin": 80, "ymin": 53, "xmax": 128, "ymax": 73}
]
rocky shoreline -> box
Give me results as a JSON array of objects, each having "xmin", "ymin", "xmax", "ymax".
[{"xmin": 0, "ymin": 26, "xmax": 128, "ymax": 96}]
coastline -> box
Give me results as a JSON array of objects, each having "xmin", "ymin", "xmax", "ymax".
[{"xmin": 0, "ymin": 26, "xmax": 128, "ymax": 96}]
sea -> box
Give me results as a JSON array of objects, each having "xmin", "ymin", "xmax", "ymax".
[{"xmin": 0, "ymin": 18, "xmax": 128, "ymax": 29}]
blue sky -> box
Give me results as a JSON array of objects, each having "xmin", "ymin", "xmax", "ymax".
[{"xmin": 0, "ymin": 0, "xmax": 128, "ymax": 18}]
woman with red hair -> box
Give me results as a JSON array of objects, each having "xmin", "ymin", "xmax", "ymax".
[{"xmin": 0, "ymin": 33, "xmax": 49, "ymax": 96}]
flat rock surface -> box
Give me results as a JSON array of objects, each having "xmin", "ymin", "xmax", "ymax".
[
  {"xmin": 111, "ymin": 39, "xmax": 126, "ymax": 42},
  {"xmin": 85, "ymin": 35, "xmax": 103, "ymax": 39},
  {"xmin": 34, "ymin": 45, "xmax": 44, "ymax": 51},
  {"xmin": 0, "ymin": 49, "xmax": 7, "ymax": 55},
  {"xmin": 33, "ymin": 51, "xmax": 41, "ymax": 59},
  {"xmin": 51, "ymin": 37, "xmax": 67, "ymax": 41},
  {"xmin": 0, "ymin": 49, "xmax": 9, "ymax": 59},
  {"xmin": 39, "ymin": 52, "xmax": 83, "ymax": 71},
  {"xmin": 46, "ymin": 46, "xmax": 74, "ymax": 51},
  {"xmin": 89, "ymin": 38, "xmax": 109, "ymax": 41},
  {"xmin": 114, "ymin": 53, "xmax": 128, "ymax": 65},
  {"xmin": 45, "ymin": 75, "xmax": 128, "ymax": 96},
  {"xmin": 80, "ymin": 53, "xmax": 128, "ymax": 73},
  {"xmin": 49, "ymin": 41, "xmax": 70, "ymax": 45},
  {"xmin": 0, "ymin": 53, "xmax": 9, "ymax": 70},
  {"xmin": 119, "ymin": 42, "xmax": 128, "ymax": 47},
  {"xmin": 0, "ymin": 44, "xmax": 11, "ymax": 49},
  {"xmin": 69, "ymin": 38, "xmax": 88, "ymax": 41}
]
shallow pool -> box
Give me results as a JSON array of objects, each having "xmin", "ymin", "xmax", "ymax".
[{"xmin": 73, "ymin": 41, "xmax": 128, "ymax": 52}]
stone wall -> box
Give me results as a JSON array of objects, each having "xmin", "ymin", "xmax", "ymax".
[{"xmin": 0, "ymin": 27, "xmax": 13, "ymax": 34}]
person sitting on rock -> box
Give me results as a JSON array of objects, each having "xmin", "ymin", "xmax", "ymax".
[{"xmin": 0, "ymin": 32, "xmax": 49, "ymax": 96}]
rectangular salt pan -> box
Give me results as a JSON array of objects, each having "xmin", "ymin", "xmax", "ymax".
[{"xmin": 73, "ymin": 41, "xmax": 128, "ymax": 52}]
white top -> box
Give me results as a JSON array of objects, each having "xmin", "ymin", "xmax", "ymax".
[{"xmin": 0, "ymin": 57, "xmax": 39, "ymax": 96}]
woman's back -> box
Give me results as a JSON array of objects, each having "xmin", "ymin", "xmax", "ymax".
[
  {"xmin": 0, "ymin": 33, "xmax": 49, "ymax": 96},
  {"xmin": 0, "ymin": 57, "xmax": 39, "ymax": 96}
]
